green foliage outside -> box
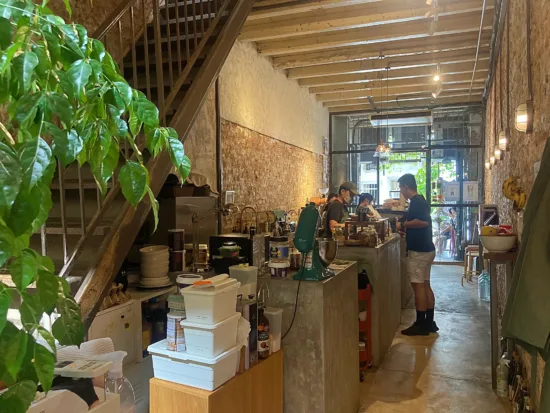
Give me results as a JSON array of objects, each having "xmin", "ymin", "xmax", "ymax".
[{"xmin": 0, "ymin": 1, "xmax": 191, "ymax": 411}]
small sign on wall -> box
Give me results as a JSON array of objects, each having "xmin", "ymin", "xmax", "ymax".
[{"xmin": 463, "ymin": 181, "xmax": 479, "ymax": 202}]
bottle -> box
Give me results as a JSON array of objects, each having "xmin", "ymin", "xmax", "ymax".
[
  {"xmin": 96, "ymin": 351, "xmax": 137, "ymax": 413},
  {"xmin": 257, "ymin": 307, "xmax": 271, "ymax": 359},
  {"xmin": 497, "ymin": 358, "xmax": 509, "ymax": 397}
]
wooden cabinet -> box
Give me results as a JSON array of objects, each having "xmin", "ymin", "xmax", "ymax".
[
  {"xmin": 88, "ymin": 301, "xmax": 135, "ymax": 364},
  {"xmin": 150, "ymin": 350, "xmax": 283, "ymax": 413}
]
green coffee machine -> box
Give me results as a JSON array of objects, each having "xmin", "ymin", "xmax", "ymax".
[{"xmin": 293, "ymin": 203, "xmax": 338, "ymax": 281}]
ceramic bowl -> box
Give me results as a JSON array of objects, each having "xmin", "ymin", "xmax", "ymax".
[
  {"xmin": 141, "ymin": 266, "xmax": 169, "ymax": 279},
  {"xmin": 481, "ymin": 235, "xmax": 517, "ymax": 252},
  {"xmin": 140, "ymin": 245, "xmax": 169, "ymax": 258}
]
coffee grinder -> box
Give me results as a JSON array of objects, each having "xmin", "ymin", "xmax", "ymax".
[{"xmin": 293, "ymin": 203, "xmax": 338, "ymax": 281}]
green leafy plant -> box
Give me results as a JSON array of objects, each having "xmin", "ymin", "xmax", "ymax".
[{"xmin": 0, "ymin": 1, "xmax": 191, "ymax": 411}]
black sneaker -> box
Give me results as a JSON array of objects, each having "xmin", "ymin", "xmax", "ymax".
[
  {"xmin": 430, "ymin": 321, "xmax": 440, "ymax": 333},
  {"xmin": 401, "ymin": 322, "xmax": 429, "ymax": 336}
]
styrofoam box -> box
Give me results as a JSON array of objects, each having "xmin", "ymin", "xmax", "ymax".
[
  {"xmin": 148, "ymin": 339, "xmax": 240, "ymax": 391},
  {"xmin": 180, "ymin": 279, "xmax": 241, "ymax": 324},
  {"xmin": 181, "ymin": 312, "xmax": 240, "ymax": 357}
]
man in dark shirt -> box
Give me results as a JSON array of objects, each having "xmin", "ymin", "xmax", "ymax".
[
  {"xmin": 323, "ymin": 181, "xmax": 358, "ymax": 237},
  {"xmin": 397, "ymin": 174, "xmax": 437, "ymax": 336}
]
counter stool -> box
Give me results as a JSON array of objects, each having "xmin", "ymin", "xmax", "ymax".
[{"xmin": 462, "ymin": 245, "xmax": 480, "ymax": 286}]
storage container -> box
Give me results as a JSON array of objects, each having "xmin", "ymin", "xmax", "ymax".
[
  {"xmin": 269, "ymin": 236, "xmax": 290, "ymax": 264},
  {"xmin": 229, "ymin": 265, "xmax": 258, "ymax": 298},
  {"xmin": 269, "ymin": 262, "xmax": 289, "ymax": 278},
  {"xmin": 264, "ymin": 307, "xmax": 283, "ymax": 353},
  {"xmin": 148, "ymin": 340, "xmax": 240, "ymax": 391},
  {"xmin": 181, "ymin": 312, "xmax": 240, "ymax": 357},
  {"xmin": 180, "ymin": 278, "xmax": 240, "ymax": 324},
  {"xmin": 166, "ymin": 312, "xmax": 186, "ymax": 352}
]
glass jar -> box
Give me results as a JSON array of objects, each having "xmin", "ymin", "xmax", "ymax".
[{"xmin": 269, "ymin": 236, "xmax": 290, "ymax": 265}]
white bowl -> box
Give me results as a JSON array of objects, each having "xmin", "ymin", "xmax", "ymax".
[
  {"xmin": 141, "ymin": 251, "xmax": 169, "ymax": 263},
  {"xmin": 140, "ymin": 276, "xmax": 172, "ymax": 286},
  {"xmin": 140, "ymin": 245, "xmax": 169, "ymax": 257},
  {"xmin": 141, "ymin": 267, "xmax": 169, "ymax": 278},
  {"xmin": 481, "ymin": 235, "xmax": 517, "ymax": 252},
  {"xmin": 141, "ymin": 261, "xmax": 169, "ymax": 271}
]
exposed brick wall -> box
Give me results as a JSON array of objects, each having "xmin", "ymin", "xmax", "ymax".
[
  {"xmin": 484, "ymin": 0, "xmax": 550, "ymax": 406},
  {"xmin": 221, "ymin": 119, "xmax": 324, "ymax": 232}
]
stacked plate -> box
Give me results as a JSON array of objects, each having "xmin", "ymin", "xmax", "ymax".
[{"xmin": 140, "ymin": 245, "xmax": 172, "ymax": 288}]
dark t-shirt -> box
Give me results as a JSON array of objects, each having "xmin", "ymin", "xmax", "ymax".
[
  {"xmin": 323, "ymin": 201, "xmax": 349, "ymax": 237},
  {"xmin": 405, "ymin": 195, "xmax": 435, "ymax": 252}
]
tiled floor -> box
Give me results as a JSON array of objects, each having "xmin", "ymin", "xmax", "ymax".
[{"xmin": 359, "ymin": 265, "xmax": 511, "ymax": 413}]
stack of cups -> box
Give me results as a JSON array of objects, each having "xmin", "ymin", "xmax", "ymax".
[{"xmin": 168, "ymin": 229, "xmax": 186, "ymax": 272}]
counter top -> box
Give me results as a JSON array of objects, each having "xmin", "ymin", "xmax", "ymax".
[
  {"xmin": 266, "ymin": 261, "xmax": 356, "ymax": 285},
  {"xmin": 338, "ymin": 233, "xmax": 401, "ymax": 251}
]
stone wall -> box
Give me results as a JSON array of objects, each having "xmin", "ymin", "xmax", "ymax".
[
  {"xmin": 221, "ymin": 119, "xmax": 324, "ymax": 232},
  {"xmin": 219, "ymin": 41, "xmax": 329, "ymax": 155},
  {"xmin": 484, "ymin": 0, "xmax": 550, "ymax": 407}
]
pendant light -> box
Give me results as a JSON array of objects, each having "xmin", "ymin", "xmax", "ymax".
[
  {"xmin": 515, "ymin": 0, "xmax": 534, "ymax": 133},
  {"xmin": 374, "ymin": 66, "xmax": 391, "ymax": 160},
  {"xmin": 499, "ymin": 6, "xmax": 510, "ymax": 151},
  {"xmin": 384, "ymin": 67, "xmax": 392, "ymax": 156}
]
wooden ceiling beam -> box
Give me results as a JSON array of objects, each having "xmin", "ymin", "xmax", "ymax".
[
  {"xmin": 317, "ymin": 83, "xmax": 485, "ymax": 102},
  {"xmin": 299, "ymin": 60, "xmax": 490, "ymax": 87},
  {"xmin": 242, "ymin": 0, "xmax": 492, "ymax": 42},
  {"xmin": 287, "ymin": 47, "xmax": 489, "ymax": 79},
  {"xmin": 311, "ymin": 73, "xmax": 486, "ymax": 95},
  {"xmin": 322, "ymin": 87, "xmax": 485, "ymax": 107},
  {"xmin": 248, "ymin": 0, "xmax": 382, "ymax": 21},
  {"xmin": 272, "ymin": 31, "xmax": 491, "ymax": 69},
  {"xmin": 328, "ymin": 95, "xmax": 483, "ymax": 113},
  {"xmin": 257, "ymin": 10, "xmax": 494, "ymax": 56}
]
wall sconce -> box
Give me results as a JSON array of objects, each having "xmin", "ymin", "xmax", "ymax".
[
  {"xmin": 515, "ymin": 100, "xmax": 533, "ymax": 133},
  {"xmin": 485, "ymin": 160, "xmax": 492, "ymax": 170},
  {"xmin": 498, "ymin": 130, "xmax": 508, "ymax": 151},
  {"xmin": 494, "ymin": 147, "xmax": 503, "ymax": 160},
  {"xmin": 490, "ymin": 156, "xmax": 496, "ymax": 166}
]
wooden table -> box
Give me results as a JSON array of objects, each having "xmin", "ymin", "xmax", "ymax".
[
  {"xmin": 150, "ymin": 350, "xmax": 283, "ymax": 413},
  {"xmin": 483, "ymin": 251, "xmax": 518, "ymax": 389}
]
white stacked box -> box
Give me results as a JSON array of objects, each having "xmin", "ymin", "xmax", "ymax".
[
  {"xmin": 148, "ymin": 340, "xmax": 240, "ymax": 391},
  {"xmin": 150, "ymin": 277, "xmax": 242, "ymax": 390}
]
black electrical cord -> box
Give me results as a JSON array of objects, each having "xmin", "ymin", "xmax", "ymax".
[{"xmin": 281, "ymin": 253, "xmax": 308, "ymax": 340}]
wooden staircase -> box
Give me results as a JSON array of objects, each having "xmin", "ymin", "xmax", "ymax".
[{"xmin": 31, "ymin": 0, "xmax": 255, "ymax": 329}]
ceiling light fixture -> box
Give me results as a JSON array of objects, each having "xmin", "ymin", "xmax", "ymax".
[
  {"xmin": 516, "ymin": 0, "xmax": 534, "ymax": 133},
  {"xmin": 433, "ymin": 63, "xmax": 441, "ymax": 82},
  {"xmin": 432, "ymin": 85, "xmax": 443, "ymax": 99}
]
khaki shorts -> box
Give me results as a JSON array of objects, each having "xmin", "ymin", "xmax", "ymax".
[{"xmin": 407, "ymin": 250, "xmax": 436, "ymax": 284}]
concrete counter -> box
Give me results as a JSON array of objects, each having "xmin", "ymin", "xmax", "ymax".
[
  {"xmin": 336, "ymin": 235, "xmax": 402, "ymax": 366},
  {"xmin": 265, "ymin": 263, "xmax": 359, "ymax": 413}
]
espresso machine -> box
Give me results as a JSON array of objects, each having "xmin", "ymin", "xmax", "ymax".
[{"xmin": 293, "ymin": 203, "xmax": 338, "ymax": 281}]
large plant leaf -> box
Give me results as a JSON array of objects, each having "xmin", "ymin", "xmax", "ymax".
[
  {"xmin": 7, "ymin": 184, "xmax": 40, "ymax": 236},
  {"xmin": 15, "ymin": 335, "xmax": 37, "ymax": 384},
  {"xmin": 0, "ymin": 16, "xmax": 13, "ymax": 50},
  {"xmin": 10, "ymin": 248, "xmax": 39, "ymax": 291},
  {"xmin": 51, "ymin": 126, "xmax": 83, "ymax": 167},
  {"xmin": 37, "ymin": 270, "xmax": 59, "ymax": 314},
  {"xmin": 19, "ymin": 294, "xmax": 39, "ymax": 331},
  {"xmin": 44, "ymin": 92, "xmax": 73, "ymax": 126},
  {"xmin": 0, "ymin": 283, "xmax": 12, "ymax": 335},
  {"xmin": 147, "ymin": 187, "xmax": 159, "ymax": 232},
  {"xmin": 0, "ymin": 0, "xmax": 15, "ymax": 19},
  {"xmin": 66, "ymin": 59, "xmax": 91, "ymax": 98},
  {"xmin": 52, "ymin": 295, "xmax": 83, "ymax": 346},
  {"xmin": 0, "ymin": 380, "xmax": 37, "ymax": 413},
  {"xmin": 14, "ymin": 91, "xmax": 42, "ymax": 126},
  {"xmin": 134, "ymin": 93, "xmax": 159, "ymax": 127},
  {"xmin": 59, "ymin": 24, "xmax": 84, "ymax": 58},
  {"xmin": 113, "ymin": 81, "xmax": 132, "ymax": 109},
  {"xmin": 34, "ymin": 343, "xmax": 55, "ymax": 392},
  {"xmin": 0, "ymin": 223, "xmax": 14, "ymax": 267},
  {"xmin": 62, "ymin": 0, "xmax": 72, "ymax": 17},
  {"xmin": 31, "ymin": 43, "xmax": 50, "ymax": 77},
  {"xmin": 12, "ymin": 51, "xmax": 38, "ymax": 93},
  {"xmin": 0, "ymin": 142, "xmax": 22, "ymax": 217},
  {"xmin": 91, "ymin": 39, "xmax": 105, "ymax": 62},
  {"xmin": 18, "ymin": 137, "xmax": 52, "ymax": 190},
  {"xmin": 37, "ymin": 326, "xmax": 56, "ymax": 354},
  {"xmin": 145, "ymin": 125, "xmax": 162, "ymax": 156},
  {"xmin": 0, "ymin": 322, "xmax": 28, "ymax": 380},
  {"xmin": 167, "ymin": 130, "xmax": 191, "ymax": 180},
  {"xmin": 119, "ymin": 161, "xmax": 148, "ymax": 207},
  {"xmin": 107, "ymin": 104, "xmax": 128, "ymax": 137},
  {"xmin": 31, "ymin": 183, "xmax": 52, "ymax": 232},
  {"xmin": 41, "ymin": 24, "xmax": 61, "ymax": 64},
  {"xmin": 128, "ymin": 103, "xmax": 142, "ymax": 137}
]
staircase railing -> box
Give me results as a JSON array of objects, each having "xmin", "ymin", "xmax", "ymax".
[{"xmin": 49, "ymin": 0, "xmax": 254, "ymax": 328}]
